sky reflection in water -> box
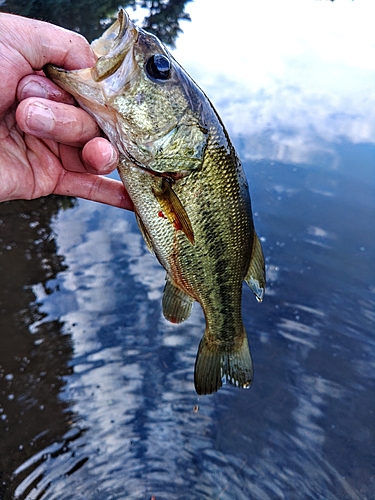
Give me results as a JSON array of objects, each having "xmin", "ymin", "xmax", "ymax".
[{"xmin": 8, "ymin": 1, "xmax": 375, "ymax": 499}]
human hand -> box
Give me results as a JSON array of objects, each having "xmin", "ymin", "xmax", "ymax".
[{"xmin": 0, "ymin": 13, "xmax": 133, "ymax": 210}]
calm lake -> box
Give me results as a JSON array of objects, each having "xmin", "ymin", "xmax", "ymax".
[{"xmin": 0, "ymin": 1, "xmax": 374, "ymax": 499}]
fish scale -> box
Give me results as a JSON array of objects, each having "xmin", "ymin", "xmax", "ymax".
[{"xmin": 45, "ymin": 9, "xmax": 266, "ymax": 395}]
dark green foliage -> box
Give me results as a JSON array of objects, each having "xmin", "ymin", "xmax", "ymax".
[
  {"xmin": 0, "ymin": 0, "xmax": 192, "ymax": 45},
  {"xmin": 0, "ymin": 0, "xmax": 136, "ymax": 42},
  {"xmin": 140, "ymin": 0, "xmax": 192, "ymax": 48}
]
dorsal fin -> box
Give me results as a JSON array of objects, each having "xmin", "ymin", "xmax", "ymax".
[{"xmin": 244, "ymin": 232, "xmax": 266, "ymax": 302}]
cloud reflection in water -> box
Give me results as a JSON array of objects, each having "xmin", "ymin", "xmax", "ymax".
[{"xmin": 175, "ymin": 0, "xmax": 375, "ymax": 166}]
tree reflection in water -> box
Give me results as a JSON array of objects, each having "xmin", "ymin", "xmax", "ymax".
[{"xmin": 0, "ymin": 198, "xmax": 74, "ymax": 498}]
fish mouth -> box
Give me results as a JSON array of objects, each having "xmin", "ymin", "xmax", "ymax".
[
  {"xmin": 44, "ymin": 10, "xmax": 141, "ymax": 156},
  {"xmin": 90, "ymin": 9, "xmax": 138, "ymax": 85},
  {"xmin": 44, "ymin": 9, "xmax": 138, "ymax": 102}
]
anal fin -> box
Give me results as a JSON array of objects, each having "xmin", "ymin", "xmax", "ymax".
[
  {"xmin": 244, "ymin": 231, "xmax": 266, "ymax": 302},
  {"xmin": 162, "ymin": 276, "xmax": 194, "ymax": 324}
]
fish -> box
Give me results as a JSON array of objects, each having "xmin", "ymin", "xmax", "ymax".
[{"xmin": 45, "ymin": 9, "xmax": 266, "ymax": 395}]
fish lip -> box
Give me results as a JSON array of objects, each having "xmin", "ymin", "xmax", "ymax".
[
  {"xmin": 91, "ymin": 9, "xmax": 134, "ymax": 57},
  {"xmin": 91, "ymin": 9, "xmax": 138, "ymax": 84},
  {"xmin": 44, "ymin": 65, "xmax": 107, "ymax": 107}
]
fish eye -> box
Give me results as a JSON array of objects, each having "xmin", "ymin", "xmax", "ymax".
[{"xmin": 145, "ymin": 54, "xmax": 171, "ymax": 81}]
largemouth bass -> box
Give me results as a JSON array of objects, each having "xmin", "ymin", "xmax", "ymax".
[{"xmin": 45, "ymin": 10, "xmax": 265, "ymax": 395}]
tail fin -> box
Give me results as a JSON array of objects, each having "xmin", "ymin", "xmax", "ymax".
[{"xmin": 194, "ymin": 328, "xmax": 253, "ymax": 395}]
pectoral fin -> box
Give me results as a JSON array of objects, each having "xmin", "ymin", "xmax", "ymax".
[
  {"xmin": 162, "ymin": 276, "xmax": 194, "ymax": 324},
  {"xmin": 244, "ymin": 232, "xmax": 266, "ymax": 302},
  {"xmin": 152, "ymin": 178, "xmax": 195, "ymax": 244}
]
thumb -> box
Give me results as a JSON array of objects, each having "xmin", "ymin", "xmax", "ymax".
[{"xmin": 1, "ymin": 13, "xmax": 96, "ymax": 71}]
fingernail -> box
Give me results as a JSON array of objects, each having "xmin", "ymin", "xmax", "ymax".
[
  {"xmin": 25, "ymin": 101, "xmax": 54, "ymax": 133},
  {"xmin": 20, "ymin": 80, "xmax": 48, "ymax": 100},
  {"xmin": 95, "ymin": 141, "xmax": 117, "ymax": 172},
  {"xmin": 103, "ymin": 144, "xmax": 117, "ymax": 169}
]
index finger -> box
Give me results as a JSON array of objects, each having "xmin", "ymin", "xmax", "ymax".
[{"xmin": 17, "ymin": 74, "xmax": 76, "ymax": 105}]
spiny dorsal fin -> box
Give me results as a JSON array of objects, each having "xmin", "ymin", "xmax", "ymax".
[
  {"xmin": 194, "ymin": 327, "xmax": 253, "ymax": 395},
  {"xmin": 162, "ymin": 276, "xmax": 194, "ymax": 324},
  {"xmin": 244, "ymin": 232, "xmax": 266, "ymax": 302},
  {"xmin": 152, "ymin": 178, "xmax": 195, "ymax": 244}
]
